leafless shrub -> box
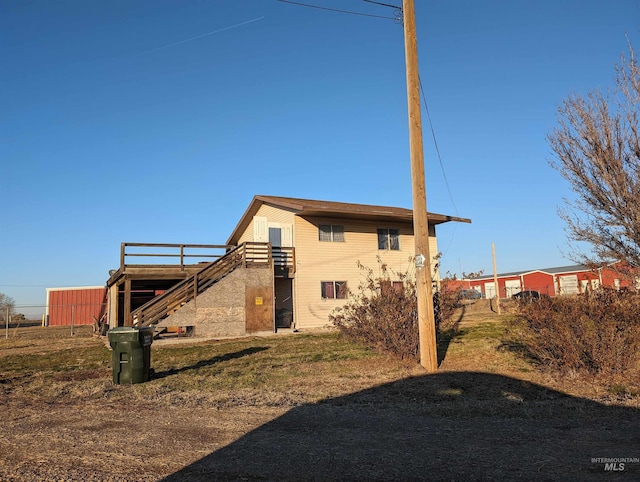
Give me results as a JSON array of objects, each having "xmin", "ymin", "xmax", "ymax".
[
  {"xmin": 434, "ymin": 278, "xmax": 463, "ymax": 333},
  {"xmin": 507, "ymin": 288, "xmax": 640, "ymax": 386},
  {"xmin": 330, "ymin": 260, "xmax": 460, "ymax": 362}
]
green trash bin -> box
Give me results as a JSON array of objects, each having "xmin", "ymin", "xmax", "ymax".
[{"xmin": 108, "ymin": 326, "xmax": 154, "ymax": 384}]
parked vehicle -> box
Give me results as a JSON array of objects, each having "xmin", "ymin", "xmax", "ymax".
[
  {"xmin": 512, "ymin": 290, "xmax": 541, "ymax": 300},
  {"xmin": 460, "ymin": 289, "xmax": 482, "ymax": 300}
]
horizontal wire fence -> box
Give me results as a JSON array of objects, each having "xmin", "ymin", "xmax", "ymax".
[{"xmin": 2, "ymin": 303, "xmax": 107, "ymax": 340}]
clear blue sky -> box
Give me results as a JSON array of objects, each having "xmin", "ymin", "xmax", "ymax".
[{"xmin": 2, "ymin": 0, "xmax": 639, "ymax": 315}]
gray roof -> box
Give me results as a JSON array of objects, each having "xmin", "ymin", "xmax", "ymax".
[{"xmin": 537, "ymin": 264, "xmax": 591, "ymax": 274}]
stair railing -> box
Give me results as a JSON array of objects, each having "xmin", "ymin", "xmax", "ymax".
[{"xmin": 131, "ymin": 242, "xmax": 272, "ymax": 327}]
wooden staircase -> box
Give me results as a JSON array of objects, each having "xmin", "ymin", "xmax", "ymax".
[{"xmin": 131, "ymin": 242, "xmax": 272, "ymax": 328}]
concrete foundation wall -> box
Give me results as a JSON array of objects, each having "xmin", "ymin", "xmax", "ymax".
[{"xmin": 159, "ymin": 266, "xmax": 273, "ymax": 338}]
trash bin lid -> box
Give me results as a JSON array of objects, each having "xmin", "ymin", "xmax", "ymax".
[
  {"xmin": 108, "ymin": 326, "xmax": 140, "ymax": 333},
  {"xmin": 108, "ymin": 326, "xmax": 146, "ymax": 343}
]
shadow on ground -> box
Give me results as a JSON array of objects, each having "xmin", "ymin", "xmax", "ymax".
[
  {"xmin": 152, "ymin": 347, "xmax": 269, "ymax": 379},
  {"xmin": 161, "ymin": 371, "xmax": 640, "ymax": 481},
  {"xmin": 436, "ymin": 327, "xmax": 459, "ymax": 367}
]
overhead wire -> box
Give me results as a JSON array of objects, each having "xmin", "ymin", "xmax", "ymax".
[
  {"xmin": 418, "ymin": 74, "xmax": 462, "ymax": 263},
  {"xmin": 279, "ymin": 0, "xmax": 462, "ymax": 265},
  {"xmin": 279, "ymin": 0, "xmax": 456, "ymax": 215},
  {"xmin": 360, "ymin": 0, "xmax": 403, "ymax": 22},
  {"xmin": 418, "ymin": 75, "xmax": 458, "ymax": 217},
  {"xmin": 133, "ymin": 17, "xmax": 265, "ymax": 56},
  {"xmin": 277, "ymin": 0, "xmax": 397, "ymax": 20},
  {"xmin": 360, "ymin": 0, "xmax": 462, "ymax": 261},
  {"xmin": 361, "ymin": 0, "xmax": 401, "ymax": 9}
]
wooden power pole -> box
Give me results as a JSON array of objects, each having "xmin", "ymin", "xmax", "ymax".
[
  {"xmin": 402, "ymin": 0, "xmax": 438, "ymax": 373},
  {"xmin": 492, "ymin": 243, "xmax": 501, "ymax": 315}
]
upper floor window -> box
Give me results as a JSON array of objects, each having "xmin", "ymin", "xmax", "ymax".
[
  {"xmin": 377, "ymin": 228, "xmax": 400, "ymax": 250},
  {"xmin": 319, "ymin": 224, "xmax": 345, "ymax": 242}
]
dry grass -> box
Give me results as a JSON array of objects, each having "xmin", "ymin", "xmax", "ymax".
[
  {"xmin": 1, "ymin": 305, "xmax": 639, "ymax": 481},
  {"xmin": 0, "ymin": 328, "xmax": 409, "ymax": 409}
]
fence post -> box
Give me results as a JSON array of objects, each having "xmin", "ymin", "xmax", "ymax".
[
  {"xmin": 5, "ymin": 307, "xmax": 8, "ymax": 339},
  {"xmin": 71, "ymin": 304, "xmax": 75, "ymax": 336}
]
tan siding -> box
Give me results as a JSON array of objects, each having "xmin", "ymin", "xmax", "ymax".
[
  {"xmin": 292, "ymin": 215, "xmax": 439, "ymax": 329},
  {"xmin": 236, "ymin": 204, "xmax": 296, "ymax": 245},
  {"xmin": 237, "ymin": 222, "xmax": 253, "ymax": 245},
  {"xmin": 233, "ymin": 204, "xmax": 442, "ymax": 330},
  {"xmin": 428, "ymin": 224, "xmax": 440, "ymax": 282}
]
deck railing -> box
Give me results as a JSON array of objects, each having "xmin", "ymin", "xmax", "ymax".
[{"xmin": 120, "ymin": 242, "xmax": 235, "ymax": 270}]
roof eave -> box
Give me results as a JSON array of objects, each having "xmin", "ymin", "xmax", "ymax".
[{"xmin": 227, "ymin": 195, "xmax": 471, "ymax": 245}]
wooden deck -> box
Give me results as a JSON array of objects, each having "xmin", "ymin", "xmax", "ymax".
[{"xmin": 106, "ymin": 242, "xmax": 294, "ymax": 328}]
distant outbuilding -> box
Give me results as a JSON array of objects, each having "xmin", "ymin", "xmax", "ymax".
[
  {"xmin": 466, "ymin": 263, "xmax": 634, "ymax": 299},
  {"xmin": 45, "ymin": 286, "xmax": 107, "ymax": 326}
]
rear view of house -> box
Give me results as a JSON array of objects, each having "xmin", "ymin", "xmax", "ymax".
[
  {"xmin": 227, "ymin": 196, "xmax": 470, "ymax": 330},
  {"xmin": 105, "ymin": 195, "xmax": 470, "ymax": 337}
]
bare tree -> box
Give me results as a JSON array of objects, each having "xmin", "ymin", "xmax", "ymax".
[
  {"xmin": 0, "ymin": 292, "xmax": 16, "ymax": 319},
  {"xmin": 548, "ymin": 42, "xmax": 640, "ymax": 273}
]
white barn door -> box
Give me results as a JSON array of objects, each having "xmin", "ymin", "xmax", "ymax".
[
  {"xmin": 484, "ymin": 282, "xmax": 496, "ymax": 299},
  {"xmin": 559, "ymin": 275, "xmax": 579, "ymax": 295},
  {"xmin": 505, "ymin": 280, "xmax": 521, "ymax": 297}
]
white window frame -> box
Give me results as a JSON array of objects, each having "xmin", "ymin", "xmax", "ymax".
[
  {"xmin": 321, "ymin": 281, "xmax": 347, "ymax": 299},
  {"xmin": 319, "ymin": 225, "xmax": 345, "ymax": 242},
  {"xmin": 377, "ymin": 228, "xmax": 400, "ymax": 250}
]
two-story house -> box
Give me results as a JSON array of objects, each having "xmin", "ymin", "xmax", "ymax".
[
  {"xmin": 106, "ymin": 195, "xmax": 470, "ymax": 337},
  {"xmin": 227, "ymin": 195, "xmax": 470, "ymax": 330}
]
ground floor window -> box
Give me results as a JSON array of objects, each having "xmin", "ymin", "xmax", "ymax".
[
  {"xmin": 381, "ymin": 280, "xmax": 404, "ymax": 295},
  {"xmin": 321, "ymin": 281, "xmax": 347, "ymax": 299}
]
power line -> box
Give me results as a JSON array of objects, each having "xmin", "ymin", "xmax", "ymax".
[
  {"xmin": 280, "ymin": 0, "xmax": 459, "ymax": 261},
  {"xmin": 277, "ymin": 0, "xmax": 397, "ymax": 20},
  {"xmin": 418, "ymin": 75, "xmax": 458, "ymax": 217},
  {"xmin": 418, "ymin": 74, "xmax": 462, "ymax": 260},
  {"xmin": 362, "ymin": 0, "xmax": 401, "ymax": 10},
  {"xmin": 134, "ymin": 17, "xmax": 265, "ymax": 56}
]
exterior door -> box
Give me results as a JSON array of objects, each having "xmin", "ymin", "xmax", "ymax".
[
  {"xmin": 580, "ymin": 279, "xmax": 592, "ymax": 293},
  {"xmin": 484, "ymin": 282, "xmax": 496, "ymax": 299},
  {"xmin": 275, "ymin": 278, "xmax": 293, "ymax": 329},
  {"xmin": 505, "ymin": 279, "xmax": 521, "ymax": 297},
  {"xmin": 559, "ymin": 275, "xmax": 579, "ymax": 295},
  {"xmin": 269, "ymin": 227, "xmax": 282, "ymax": 247}
]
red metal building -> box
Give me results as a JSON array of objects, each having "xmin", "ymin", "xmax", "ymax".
[
  {"xmin": 467, "ymin": 264, "xmax": 634, "ymax": 299},
  {"xmin": 46, "ymin": 286, "xmax": 107, "ymax": 326}
]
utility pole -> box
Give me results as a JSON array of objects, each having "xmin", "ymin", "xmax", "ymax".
[
  {"xmin": 492, "ymin": 243, "xmax": 501, "ymax": 314},
  {"xmin": 403, "ymin": 0, "xmax": 437, "ymax": 373}
]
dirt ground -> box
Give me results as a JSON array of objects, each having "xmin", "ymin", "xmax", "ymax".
[{"xmin": 1, "ymin": 305, "xmax": 639, "ymax": 481}]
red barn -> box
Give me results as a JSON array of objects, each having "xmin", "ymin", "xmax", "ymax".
[{"xmin": 46, "ymin": 286, "xmax": 107, "ymax": 326}]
